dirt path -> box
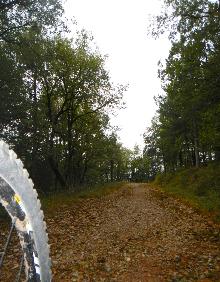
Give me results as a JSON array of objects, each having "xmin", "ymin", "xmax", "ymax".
[{"xmin": 47, "ymin": 183, "xmax": 220, "ymax": 282}]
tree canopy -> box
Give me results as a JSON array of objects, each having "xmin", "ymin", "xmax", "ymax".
[
  {"xmin": 0, "ymin": 0, "xmax": 63, "ymax": 42},
  {"xmin": 144, "ymin": 0, "xmax": 220, "ymax": 178},
  {"xmin": 0, "ymin": 0, "xmax": 133, "ymax": 191}
]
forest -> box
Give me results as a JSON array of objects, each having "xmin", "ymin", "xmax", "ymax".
[
  {"xmin": 1, "ymin": 2, "xmax": 220, "ymax": 280},
  {"xmin": 1, "ymin": 0, "xmax": 220, "ymax": 194},
  {"xmin": 142, "ymin": 0, "xmax": 220, "ymax": 176},
  {"xmin": 0, "ymin": 0, "xmax": 139, "ymax": 192}
]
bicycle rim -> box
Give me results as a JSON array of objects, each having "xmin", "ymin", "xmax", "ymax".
[{"xmin": 0, "ymin": 141, "xmax": 51, "ymax": 281}]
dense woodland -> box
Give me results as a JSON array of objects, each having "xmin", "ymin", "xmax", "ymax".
[
  {"xmin": 140, "ymin": 0, "xmax": 220, "ymax": 179},
  {"xmin": 1, "ymin": 0, "xmax": 220, "ymax": 192},
  {"xmin": 0, "ymin": 0, "xmax": 138, "ymax": 191}
]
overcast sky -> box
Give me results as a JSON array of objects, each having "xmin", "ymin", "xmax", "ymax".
[{"xmin": 64, "ymin": 0, "xmax": 171, "ymax": 149}]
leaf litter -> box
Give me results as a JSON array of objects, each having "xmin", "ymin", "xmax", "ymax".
[{"xmin": 46, "ymin": 183, "xmax": 220, "ymax": 281}]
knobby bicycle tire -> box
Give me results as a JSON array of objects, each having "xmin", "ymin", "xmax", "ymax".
[{"xmin": 0, "ymin": 141, "xmax": 51, "ymax": 281}]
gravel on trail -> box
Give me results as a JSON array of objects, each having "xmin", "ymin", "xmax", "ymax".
[{"xmin": 47, "ymin": 183, "xmax": 220, "ymax": 282}]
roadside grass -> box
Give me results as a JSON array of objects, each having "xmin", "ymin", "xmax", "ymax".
[
  {"xmin": 153, "ymin": 164, "xmax": 220, "ymax": 221},
  {"xmin": 41, "ymin": 182, "xmax": 126, "ymax": 213}
]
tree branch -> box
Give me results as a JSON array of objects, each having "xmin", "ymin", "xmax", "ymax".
[
  {"xmin": 0, "ymin": 22, "xmax": 31, "ymax": 40},
  {"xmin": 181, "ymin": 9, "xmax": 220, "ymax": 20},
  {"xmin": 0, "ymin": 0, "xmax": 22, "ymax": 10}
]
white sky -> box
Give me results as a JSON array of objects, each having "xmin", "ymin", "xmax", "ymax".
[{"xmin": 64, "ymin": 0, "xmax": 170, "ymax": 149}]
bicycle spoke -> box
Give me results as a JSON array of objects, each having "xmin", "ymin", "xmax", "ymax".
[
  {"xmin": 0, "ymin": 141, "xmax": 51, "ymax": 281},
  {"xmin": 0, "ymin": 218, "xmax": 16, "ymax": 268},
  {"xmin": 15, "ymin": 253, "xmax": 24, "ymax": 282}
]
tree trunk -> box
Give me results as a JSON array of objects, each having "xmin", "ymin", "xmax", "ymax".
[
  {"xmin": 193, "ymin": 120, "xmax": 200, "ymax": 168},
  {"xmin": 48, "ymin": 155, "xmax": 66, "ymax": 188},
  {"xmin": 201, "ymin": 152, "xmax": 207, "ymax": 165},
  {"xmin": 65, "ymin": 112, "xmax": 74, "ymax": 185},
  {"xmin": 214, "ymin": 146, "xmax": 220, "ymax": 161},
  {"xmin": 194, "ymin": 136, "xmax": 199, "ymax": 168},
  {"xmin": 48, "ymin": 127, "xmax": 66, "ymax": 189},
  {"xmin": 30, "ymin": 71, "xmax": 39, "ymax": 168},
  {"xmin": 110, "ymin": 160, "xmax": 114, "ymax": 182},
  {"xmin": 32, "ymin": 74, "xmax": 38, "ymax": 145},
  {"xmin": 178, "ymin": 150, "xmax": 183, "ymax": 167},
  {"xmin": 116, "ymin": 162, "xmax": 121, "ymax": 180},
  {"xmin": 80, "ymin": 160, "xmax": 88, "ymax": 184},
  {"xmin": 105, "ymin": 172, "xmax": 109, "ymax": 182}
]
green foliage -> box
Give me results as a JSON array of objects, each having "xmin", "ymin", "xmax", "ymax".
[
  {"xmin": 0, "ymin": 1, "xmax": 130, "ymax": 192},
  {"xmin": 127, "ymin": 145, "xmax": 150, "ymax": 182},
  {"xmin": 144, "ymin": 0, "xmax": 220, "ymax": 177},
  {"xmin": 154, "ymin": 165, "xmax": 220, "ymax": 219},
  {"xmin": 0, "ymin": 0, "xmax": 63, "ymax": 43}
]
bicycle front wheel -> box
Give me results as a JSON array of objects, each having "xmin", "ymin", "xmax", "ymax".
[{"xmin": 0, "ymin": 141, "xmax": 51, "ymax": 281}]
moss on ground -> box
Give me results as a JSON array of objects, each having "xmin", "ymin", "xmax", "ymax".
[{"xmin": 154, "ymin": 164, "xmax": 220, "ymax": 221}]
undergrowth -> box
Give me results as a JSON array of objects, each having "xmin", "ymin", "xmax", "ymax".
[
  {"xmin": 154, "ymin": 163, "xmax": 220, "ymax": 221},
  {"xmin": 42, "ymin": 182, "xmax": 126, "ymax": 213}
]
